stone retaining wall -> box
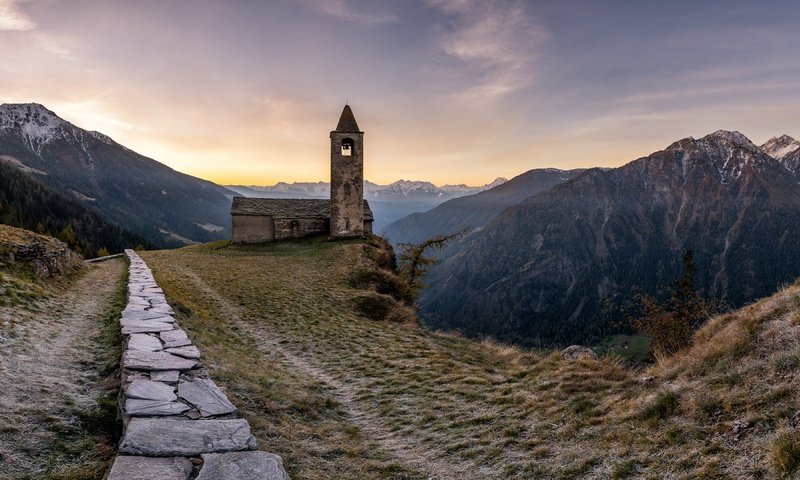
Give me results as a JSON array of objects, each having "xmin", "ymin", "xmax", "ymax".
[
  {"xmin": 86, "ymin": 253, "xmax": 125, "ymax": 263},
  {"xmin": 105, "ymin": 250, "xmax": 290, "ymax": 480}
]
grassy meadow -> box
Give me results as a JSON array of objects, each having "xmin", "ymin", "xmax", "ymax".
[{"xmin": 141, "ymin": 237, "xmax": 800, "ymax": 479}]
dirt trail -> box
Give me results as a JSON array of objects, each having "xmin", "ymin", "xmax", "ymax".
[
  {"xmin": 0, "ymin": 259, "xmax": 124, "ymax": 478},
  {"xmin": 168, "ymin": 262, "xmax": 471, "ymax": 480}
]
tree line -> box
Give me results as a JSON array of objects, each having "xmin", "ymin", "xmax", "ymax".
[{"xmin": 0, "ymin": 161, "xmax": 152, "ymax": 258}]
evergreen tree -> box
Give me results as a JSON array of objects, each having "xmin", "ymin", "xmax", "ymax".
[{"xmin": 633, "ymin": 249, "xmax": 716, "ymax": 358}]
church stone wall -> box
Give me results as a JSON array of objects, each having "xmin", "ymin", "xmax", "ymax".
[
  {"xmin": 231, "ymin": 215, "xmax": 274, "ymax": 243},
  {"xmin": 274, "ymin": 218, "xmax": 329, "ymax": 240}
]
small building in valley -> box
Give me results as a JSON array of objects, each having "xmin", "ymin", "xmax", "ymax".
[{"xmin": 230, "ymin": 105, "xmax": 373, "ymax": 243}]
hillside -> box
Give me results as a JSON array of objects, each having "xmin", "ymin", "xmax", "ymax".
[
  {"xmin": 419, "ymin": 131, "xmax": 800, "ymax": 347},
  {"xmin": 0, "ymin": 161, "xmax": 152, "ymax": 258},
  {"xmin": 0, "ymin": 103, "xmax": 233, "ymax": 248},
  {"xmin": 381, "ymin": 168, "xmax": 584, "ymax": 246},
  {"xmin": 134, "ymin": 237, "xmax": 800, "ymax": 479}
]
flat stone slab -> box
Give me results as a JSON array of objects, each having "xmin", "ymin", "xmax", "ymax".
[
  {"xmin": 151, "ymin": 370, "xmax": 181, "ymax": 383},
  {"xmin": 130, "ymin": 295, "xmax": 167, "ymax": 304},
  {"xmin": 178, "ymin": 379, "xmax": 236, "ymax": 417},
  {"xmin": 197, "ymin": 451, "xmax": 291, "ymax": 480},
  {"xmin": 126, "ymin": 398, "xmax": 192, "ymax": 416},
  {"xmin": 149, "ymin": 304, "xmax": 175, "ymax": 315},
  {"xmin": 165, "ymin": 345, "xmax": 201, "ymax": 359},
  {"xmin": 127, "ymin": 379, "xmax": 177, "ymax": 401},
  {"xmin": 128, "ymin": 296, "xmax": 151, "ymax": 305},
  {"xmin": 123, "ymin": 304, "xmax": 149, "ymax": 313},
  {"xmin": 119, "ymin": 418, "xmax": 258, "ymax": 456},
  {"xmin": 107, "ymin": 456, "xmax": 192, "ymax": 480},
  {"xmin": 122, "ymin": 314, "xmax": 175, "ymax": 325},
  {"xmin": 160, "ymin": 329, "xmax": 191, "ymax": 348},
  {"xmin": 122, "ymin": 310, "xmax": 175, "ymax": 321},
  {"xmin": 128, "ymin": 334, "xmax": 164, "ymax": 352},
  {"xmin": 122, "ymin": 321, "xmax": 175, "ymax": 335},
  {"xmin": 124, "ymin": 350, "xmax": 198, "ymax": 371}
]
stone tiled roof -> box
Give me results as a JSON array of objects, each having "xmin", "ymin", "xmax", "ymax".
[
  {"xmin": 231, "ymin": 197, "xmax": 374, "ymax": 221},
  {"xmin": 334, "ymin": 105, "xmax": 361, "ymax": 133}
]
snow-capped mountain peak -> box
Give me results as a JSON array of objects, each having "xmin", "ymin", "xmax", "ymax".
[
  {"xmin": 484, "ymin": 177, "xmax": 508, "ymax": 189},
  {"xmin": 761, "ymin": 134, "xmax": 800, "ymax": 160},
  {"xmin": 0, "ymin": 103, "xmax": 66, "ymax": 141},
  {"xmin": 667, "ymin": 130, "xmax": 776, "ymax": 182}
]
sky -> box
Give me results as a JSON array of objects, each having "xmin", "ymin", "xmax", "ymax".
[{"xmin": 1, "ymin": 0, "xmax": 799, "ymax": 186}]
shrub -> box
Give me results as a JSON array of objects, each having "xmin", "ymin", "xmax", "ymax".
[
  {"xmin": 639, "ymin": 389, "xmax": 680, "ymax": 420},
  {"xmin": 632, "ymin": 249, "xmax": 719, "ymax": 357},
  {"xmin": 384, "ymin": 304, "xmax": 418, "ymax": 324},
  {"xmin": 772, "ymin": 429, "xmax": 800, "ymax": 474},
  {"xmin": 348, "ymin": 269, "xmax": 410, "ymax": 303},
  {"xmin": 611, "ymin": 459, "xmax": 637, "ymax": 479},
  {"xmin": 352, "ymin": 293, "xmax": 396, "ymax": 321}
]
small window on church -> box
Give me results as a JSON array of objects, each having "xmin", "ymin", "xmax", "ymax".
[{"xmin": 341, "ymin": 138, "xmax": 354, "ymax": 156}]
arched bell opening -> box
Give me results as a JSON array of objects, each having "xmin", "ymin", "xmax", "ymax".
[{"xmin": 341, "ymin": 138, "xmax": 354, "ymax": 156}]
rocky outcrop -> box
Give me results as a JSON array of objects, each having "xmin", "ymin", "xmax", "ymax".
[
  {"xmin": 561, "ymin": 345, "xmax": 599, "ymax": 361},
  {"xmin": 0, "ymin": 225, "xmax": 83, "ymax": 278},
  {"xmin": 106, "ymin": 250, "xmax": 290, "ymax": 480}
]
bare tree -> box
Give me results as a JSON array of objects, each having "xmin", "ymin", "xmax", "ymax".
[{"xmin": 397, "ymin": 228, "xmax": 472, "ymax": 302}]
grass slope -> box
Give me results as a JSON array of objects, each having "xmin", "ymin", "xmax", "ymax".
[{"xmin": 143, "ymin": 237, "xmax": 800, "ymax": 479}]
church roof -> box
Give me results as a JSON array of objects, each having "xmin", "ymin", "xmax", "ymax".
[
  {"xmin": 231, "ymin": 197, "xmax": 374, "ymax": 221},
  {"xmin": 335, "ymin": 105, "xmax": 361, "ymax": 132}
]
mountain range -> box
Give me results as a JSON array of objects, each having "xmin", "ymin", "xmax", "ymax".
[
  {"xmin": 0, "ymin": 103, "xmax": 233, "ymax": 248},
  {"xmin": 412, "ymin": 131, "xmax": 800, "ymax": 347},
  {"xmin": 227, "ymin": 178, "xmax": 507, "ymax": 230}
]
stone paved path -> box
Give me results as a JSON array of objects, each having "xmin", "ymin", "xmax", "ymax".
[
  {"xmin": 0, "ymin": 259, "xmax": 125, "ymax": 479},
  {"xmin": 107, "ymin": 250, "xmax": 290, "ymax": 480}
]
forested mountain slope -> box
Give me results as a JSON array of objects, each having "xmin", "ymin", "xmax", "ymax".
[
  {"xmin": 0, "ymin": 161, "xmax": 152, "ymax": 257},
  {"xmin": 0, "ymin": 103, "xmax": 233, "ymax": 247}
]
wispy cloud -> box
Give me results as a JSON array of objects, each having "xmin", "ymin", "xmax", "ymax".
[
  {"xmin": 305, "ymin": 0, "xmax": 397, "ymax": 24},
  {"xmin": 0, "ymin": 0, "xmax": 35, "ymax": 31},
  {"xmin": 427, "ymin": 0, "xmax": 546, "ymax": 101}
]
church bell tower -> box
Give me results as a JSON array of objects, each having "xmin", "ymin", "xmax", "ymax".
[{"xmin": 330, "ymin": 104, "xmax": 364, "ymax": 238}]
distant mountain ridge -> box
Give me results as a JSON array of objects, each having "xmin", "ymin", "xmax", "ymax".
[
  {"xmin": 227, "ymin": 177, "xmax": 507, "ymax": 230},
  {"xmin": 227, "ymin": 178, "xmax": 507, "ymax": 199},
  {"xmin": 419, "ymin": 130, "xmax": 800, "ymax": 347},
  {"xmin": 381, "ymin": 168, "xmax": 584, "ymax": 246},
  {"xmin": 0, "ymin": 103, "xmax": 234, "ymax": 247}
]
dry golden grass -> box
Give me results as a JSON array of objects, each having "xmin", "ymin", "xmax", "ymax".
[{"xmin": 141, "ymin": 237, "xmax": 800, "ymax": 479}]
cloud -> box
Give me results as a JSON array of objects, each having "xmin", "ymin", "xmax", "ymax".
[
  {"xmin": 305, "ymin": 0, "xmax": 397, "ymax": 24},
  {"xmin": 427, "ymin": 0, "xmax": 546, "ymax": 101},
  {"xmin": 0, "ymin": 0, "xmax": 35, "ymax": 31}
]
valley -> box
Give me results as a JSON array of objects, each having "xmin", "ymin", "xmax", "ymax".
[{"xmin": 412, "ymin": 131, "xmax": 800, "ymax": 348}]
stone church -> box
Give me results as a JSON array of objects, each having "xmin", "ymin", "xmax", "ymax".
[{"xmin": 230, "ymin": 105, "xmax": 374, "ymax": 243}]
